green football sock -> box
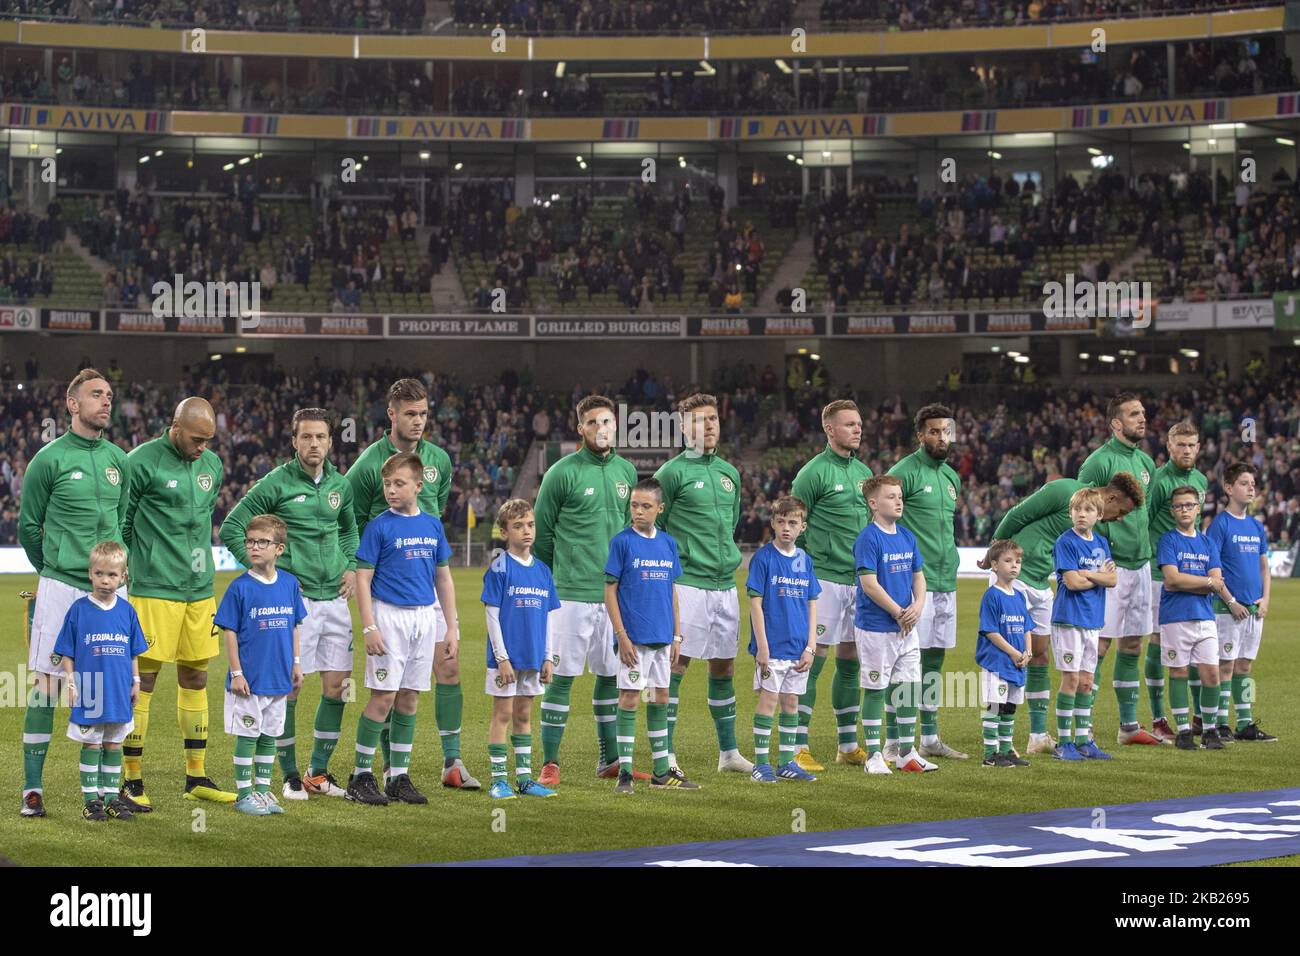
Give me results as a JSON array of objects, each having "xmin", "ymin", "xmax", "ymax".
[
  {"xmin": 488, "ymin": 742, "xmax": 508, "ymax": 784},
  {"xmin": 1026, "ymin": 663, "xmax": 1051, "ymax": 735},
  {"xmin": 593, "ymin": 675, "xmax": 620, "ymax": 766},
  {"xmin": 510, "ymin": 733, "xmax": 532, "ymax": 786},
  {"xmin": 894, "ymin": 682, "xmax": 919, "ymax": 754},
  {"xmin": 309, "ymin": 694, "xmax": 345, "ymax": 775},
  {"xmin": 1232, "ymin": 673, "xmax": 1253, "ymax": 729},
  {"xmin": 388, "ymin": 710, "xmax": 417, "ymax": 776},
  {"xmin": 1199, "ymin": 681, "xmax": 1220, "ymax": 727},
  {"xmin": 707, "ymin": 676, "xmax": 738, "ymax": 752},
  {"xmin": 981, "ymin": 707, "xmax": 1000, "ymax": 758},
  {"xmin": 79, "ymin": 746, "xmax": 101, "ymax": 805},
  {"xmin": 1188, "ymin": 679, "xmax": 1202, "ymax": 720},
  {"xmin": 21, "ymin": 690, "xmax": 54, "ymax": 795},
  {"xmin": 666, "ymin": 671, "xmax": 683, "ymax": 754},
  {"xmin": 99, "ymin": 748, "xmax": 122, "ymax": 800},
  {"xmin": 1144, "ymin": 642, "xmax": 1166, "ymax": 721},
  {"xmin": 1056, "ymin": 690, "xmax": 1075, "ymax": 740},
  {"xmin": 861, "ymin": 688, "xmax": 885, "ymax": 754},
  {"xmin": 919, "ymin": 648, "xmax": 945, "ymax": 739},
  {"xmin": 1169, "ymin": 675, "xmax": 1191, "ymax": 732},
  {"xmin": 832, "ymin": 656, "xmax": 861, "ymax": 753},
  {"xmin": 354, "ymin": 713, "xmax": 384, "ymax": 777},
  {"xmin": 1073, "ymin": 701, "xmax": 1091, "ymax": 743},
  {"xmin": 884, "ymin": 681, "xmax": 900, "ymax": 750},
  {"xmin": 647, "ymin": 702, "xmax": 669, "ymax": 777},
  {"xmin": 777, "ymin": 712, "xmax": 798, "ymax": 765},
  {"xmin": 233, "ymin": 734, "xmax": 256, "ymax": 799},
  {"xmin": 540, "ymin": 674, "xmax": 573, "ymax": 764},
  {"xmin": 753, "ymin": 712, "xmax": 773, "ymax": 766},
  {"xmin": 1218, "ymin": 685, "xmax": 1232, "ymax": 729},
  {"xmin": 276, "ymin": 697, "xmax": 299, "ymax": 779},
  {"xmin": 616, "ymin": 707, "xmax": 637, "ymax": 774},
  {"xmin": 379, "ymin": 705, "xmax": 393, "ymax": 774},
  {"xmin": 1115, "ymin": 651, "xmax": 1141, "ymax": 728},
  {"xmin": 795, "ymin": 653, "xmax": 825, "ymax": 749},
  {"xmin": 435, "ymin": 682, "xmax": 462, "ymax": 763},
  {"xmin": 1088, "ymin": 654, "xmax": 1105, "ymax": 713},
  {"xmin": 253, "ymin": 734, "xmax": 275, "ymax": 794},
  {"xmin": 999, "ymin": 710, "xmax": 1016, "ymax": 755}
]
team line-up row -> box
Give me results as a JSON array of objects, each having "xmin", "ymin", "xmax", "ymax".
[{"xmin": 16, "ymin": 375, "xmax": 1275, "ymax": 821}]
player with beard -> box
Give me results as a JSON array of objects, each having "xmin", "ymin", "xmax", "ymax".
[
  {"xmin": 18, "ymin": 369, "xmax": 130, "ymax": 817},
  {"xmin": 887, "ymin": 405, "xmax": 968, "ymax": 761},
  {"xmin": 534, "ymin": 396, "xmax": 641, "ymax": 786},
  {"xmin": 1077, "ymin": 393, "xmax": 1162, "ymax": 746}
]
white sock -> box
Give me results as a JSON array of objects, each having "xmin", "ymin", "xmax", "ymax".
[{"xmin": 921, "ymin": 734, "xmax": 939, "ymax": 747}]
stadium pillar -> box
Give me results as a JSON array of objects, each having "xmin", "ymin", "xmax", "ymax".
[
  {"xmin": 1058, "ymin": 336, "xmax": 1079, "ymax": 379},
  {"xmin": 115, "ymin": 145, "xmax": 138, "ymax": 191},
  {"xmin": 1225, "ymin": 333, "xmax": 1245, "ymax": 380},
  {"xmin": 1166, "ymin": 44, "xmax": 1177, "ymax": 97},
  {"xmin": 916, "ymin": 147, "xmax": 938, "ymax": 195},
  {"xmin": 718, "ymin": 151, "xmax": 738, "ymax": 211},
  {"xmin": 515, "ymin": 152, "xmax": 535, "ymax": 208},
  {"xmin": 230, "ymin": 57, "xmax": 244, "ymax": 111}
]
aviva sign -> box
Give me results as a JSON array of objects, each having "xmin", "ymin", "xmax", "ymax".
[{"xmin": 4, "ymin": 105, "xmax": 166, "ymax": 132}]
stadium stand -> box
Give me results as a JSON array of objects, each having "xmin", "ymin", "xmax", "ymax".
[{"xmin": 4, "ymin": 38, "xmax": 1289, "ymax": 116}]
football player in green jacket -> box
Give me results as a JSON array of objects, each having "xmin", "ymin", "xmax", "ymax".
[
  {"xmin": 120, "ymin": 396, "xmax": 232, "ymax": 810},
  {"xmin": 18, "ymin": 369, "xmax": 129, "ymax": 818}
]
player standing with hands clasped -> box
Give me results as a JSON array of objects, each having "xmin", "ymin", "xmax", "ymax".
[
  {"xmin": 655, "ymin": 394, "xmax": 750, "ymax": 777},
  {"xmin": 18, "ymin": 369, "xmax": 129, "ymax": 818},
  {"xmin": 604, "ymin": 479, "xmax": 699, "ymax": 794},
  {"xmin": 746, "ymin": 496, "xmax": 820, "ymax": 783},
  {"xmin": 853, "ymin": 476, "xmax": 935, "ymax": 775},
  {"xmin": 215, "ymin": 515, "xmax": 307, "ymax": 816},
  {"xmin": 975, "ymin": 540, "xmax": 1032, "ymax": 768}
]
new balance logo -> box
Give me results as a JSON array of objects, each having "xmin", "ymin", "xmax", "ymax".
[
  {"xmin": 584, "ymin": 488, "xmax": 595, "ymax": 496},
  {"xmin": 166, "ymin": 480, "xmax": 178, "ymax": 488}
]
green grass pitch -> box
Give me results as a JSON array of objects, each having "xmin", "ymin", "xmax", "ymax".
[{"xmin": 2, "ymin": 572, "xmax": 1297, "ymax": 866}]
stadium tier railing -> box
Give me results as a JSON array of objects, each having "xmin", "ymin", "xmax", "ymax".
[{"xmin": 0, "ymin": 1, "xmax": 1281, "ymax": 35}]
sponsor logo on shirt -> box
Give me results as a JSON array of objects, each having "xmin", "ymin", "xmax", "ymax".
[
  {"xmin": 70, "ymin": 471, "xmax": 83, "ymax": 480},
  {"xmin": 166, "ymin": 479, "xmax": 178, "ymax": 489},
  {"xmin": 294, "ymin": 495, "xmax": 307, "ymax": 503},
  {"xmin": 584, "ymin": 487, "xmax": 595, "ymax": 496}
]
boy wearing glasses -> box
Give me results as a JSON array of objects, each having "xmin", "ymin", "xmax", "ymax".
[
  {"xmin": 216, "ymin": 514, "xmax": 307, "ymax": 815},
  {"xmin": 219, "ymin": 408, "xmax": 359, "ymax": 801}
]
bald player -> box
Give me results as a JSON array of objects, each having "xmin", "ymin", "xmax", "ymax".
[{"xmin": 121, "ymin": 397, "xmax": 234, "ymax": 808}]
